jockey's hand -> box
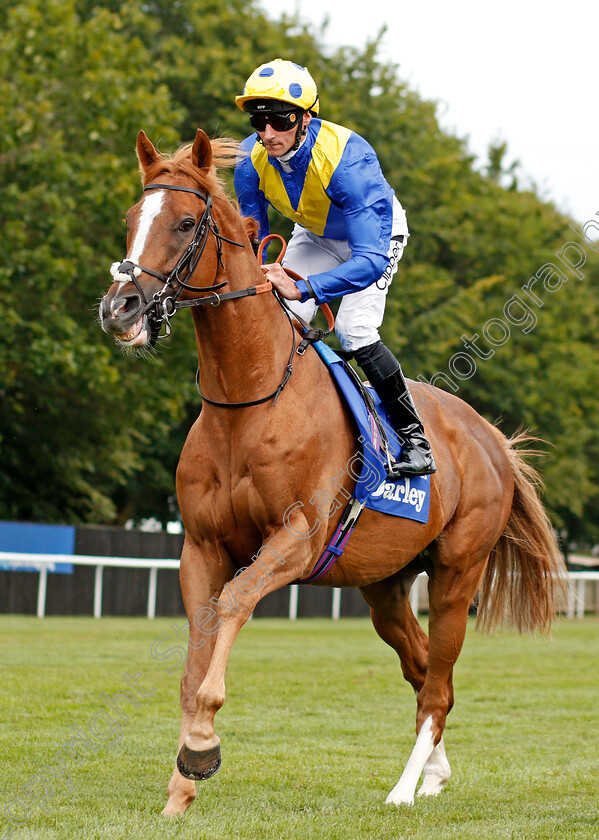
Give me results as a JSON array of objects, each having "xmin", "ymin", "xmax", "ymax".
[{"xmin": 261, "ymin": 263, "xmax": 303, "ymax": 300}]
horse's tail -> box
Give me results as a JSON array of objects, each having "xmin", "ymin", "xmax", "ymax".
[{"xmin": 476, "ymin": 429, "xmax": 568, "ymax": 634}]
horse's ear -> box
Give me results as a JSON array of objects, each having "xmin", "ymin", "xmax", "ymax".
[
  {"xmin": 136, "ymin": 130, "xmax": 160, "ymax": 173},
  {"xmin": 242, "ymin": 216, "xmax": 259, "ymax": 243},
  {"xmin": 191, "ymin": 129, "xmax": 213, "ymax": 171}
]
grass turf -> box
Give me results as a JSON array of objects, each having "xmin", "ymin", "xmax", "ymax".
[{"xmin": 0, "ymin": 614, "xmax": 598, "ymax": 840}]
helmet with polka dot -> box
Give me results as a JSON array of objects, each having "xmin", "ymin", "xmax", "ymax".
[{"xmin": 235, "ymin": 59, "xmax": 320, "ymax": 115}]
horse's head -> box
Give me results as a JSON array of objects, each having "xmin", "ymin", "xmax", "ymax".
[{"xmin": 99, "ymin": 129, "xmax": 238, "ymax": 350}]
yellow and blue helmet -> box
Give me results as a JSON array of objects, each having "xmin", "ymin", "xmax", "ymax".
[{"xmin": 235, "ymin": 59, "xmax": 320, "ymax": 115}]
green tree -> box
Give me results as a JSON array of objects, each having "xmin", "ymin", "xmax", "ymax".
[{"xmin": 0, "ymin": 0, "xmax": 186, "ymax": 522}]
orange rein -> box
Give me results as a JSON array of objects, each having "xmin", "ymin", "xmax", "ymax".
[{"xmin": 256, "ymin": 234, "xmax": 335, "ymax": 333}]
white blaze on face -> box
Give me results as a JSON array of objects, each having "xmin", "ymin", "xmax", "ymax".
[
  {"xmin": 109, "ymin": 190, "xmax": 166, "ymax": 285},
  {"xmin": 104, "ymin": 190, "xmax": 166, "ymax": 345},
  {"xmin": 129, "ymin": 190, "xmax": 165, "ymax": 263}
]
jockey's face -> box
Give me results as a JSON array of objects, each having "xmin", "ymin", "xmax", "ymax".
[{"xmin": 257, "ymin": 112, "xmax": 312, "ymax": 157}]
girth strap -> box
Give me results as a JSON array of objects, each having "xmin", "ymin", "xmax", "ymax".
[{"xmin": 298, "ymin": 497, "xmax": 365, "ymax": 583}]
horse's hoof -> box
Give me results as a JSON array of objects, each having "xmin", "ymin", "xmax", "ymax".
[{"xmin": 177, "ymin": 742, "xmax": 222, "ymax": 781}]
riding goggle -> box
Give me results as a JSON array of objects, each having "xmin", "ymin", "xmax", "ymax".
[{"xmin": 249, "ymin": 110, "xmax": 302, "ymax": 132}]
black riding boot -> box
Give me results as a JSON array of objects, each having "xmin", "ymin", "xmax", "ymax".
[
  {"xmin": 352, "ymin": 341, "xmax": 436, "ymax": 478},
  {"xmin": 373, "ymin": 367, "xmax": 436, "ymax": 477}
]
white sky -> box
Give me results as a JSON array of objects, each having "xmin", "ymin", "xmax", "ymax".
[{"xmin": 258, "ymin": 0, "xmax": 598, "ymax": 223}]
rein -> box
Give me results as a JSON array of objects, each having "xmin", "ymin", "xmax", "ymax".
[
  {"xmin": 195, "ymin": 235, "xmax": 303, "ymax": 409},
  {"xmin": 256, "ymin": 235, "xmax": 335, "ymax": 355},
  {"xmin": 194, "ymin": 234, "xmax": 336, "ymax": 408}
]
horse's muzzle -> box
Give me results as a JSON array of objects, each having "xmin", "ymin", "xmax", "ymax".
[{"xmin": 99, "ymin": 290, "xmax": 149, "ymax": 346}]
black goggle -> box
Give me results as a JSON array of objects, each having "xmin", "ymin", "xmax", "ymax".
[{"xmin": 249, "ymin": 111, "xmax": 301, "ymax": 132}]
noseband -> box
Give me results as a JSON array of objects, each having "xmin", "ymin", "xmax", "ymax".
[{"xmin": 113, "ymin": 182, "xmax": 245, "ymax": 344}]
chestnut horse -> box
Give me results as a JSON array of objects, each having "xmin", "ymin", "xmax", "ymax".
[{"xmin": 99, "ymin": 129, "xmax": 565, "ymax": 815}]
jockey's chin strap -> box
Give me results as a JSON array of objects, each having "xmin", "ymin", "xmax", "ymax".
[{"xmin": 256, "ymin": 235, "xmax": 335, "ymax": 355}]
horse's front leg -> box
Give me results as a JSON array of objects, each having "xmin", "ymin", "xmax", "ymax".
[
  {"xmin": 163, "ymin": 537, "xmax": 232, "ymax": 815},
  {"xmin": 176, "ymin": 523, "xmax": 314, "ymax": 781}
]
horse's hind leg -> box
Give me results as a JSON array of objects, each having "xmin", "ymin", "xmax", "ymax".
[
  {"xmin": 386, "ymin": 556, "xmax": 487, "ymax": 805},
  {"xmin": 418, "ymin": 737, "xmax": 451, "ymax": 797},
  {"xmin": 360, "ymin": 570, "xmax": 451, "ymax": 802},
  {"xmin": 361, "ymin": 569, "xmax": 429, "ymax": 695}
]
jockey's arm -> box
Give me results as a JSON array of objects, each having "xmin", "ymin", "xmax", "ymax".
[{"xmin": 298, "ymin": 152, "xmax": 394, "ymax": 305}]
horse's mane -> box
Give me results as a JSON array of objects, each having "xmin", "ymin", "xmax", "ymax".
[{"xmin": 141, "ymin": 136, "xmax": 240, "ymax": 199}]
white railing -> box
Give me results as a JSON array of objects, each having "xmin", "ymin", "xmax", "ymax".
[
  {"xmin": 0, "ymin": 551, "xmax": 179, "ymax": 619},
  {"xmin": 1, "ymin": 552, "xmax": 597, "ymax": 620}
]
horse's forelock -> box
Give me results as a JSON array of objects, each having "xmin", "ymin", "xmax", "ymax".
[{"xmin": 141, "ymin": 137, "xmax": 240, "ymax": 198}]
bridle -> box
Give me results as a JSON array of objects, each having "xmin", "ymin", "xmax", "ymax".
[
  {"xmin": 113, "ymin": 182, "xmax": 250, "ymax": 345},
  {"xmin": 112, "ymin": 181, "xmax": 298, "ymax": 408}
]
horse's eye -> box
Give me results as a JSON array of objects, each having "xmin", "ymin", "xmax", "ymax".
[{"xmin": 179, "ymin": 219, "xmax": 196, "ymax": 232}]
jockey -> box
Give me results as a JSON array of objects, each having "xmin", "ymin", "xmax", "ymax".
[{"xmin": 234, "ymin": 58, "xmax": 435, "ymax": 478}]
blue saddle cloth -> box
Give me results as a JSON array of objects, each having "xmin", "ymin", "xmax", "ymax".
[{"xmin": 313, "ymin": 341, "xmax": 430, "ymax": 524}]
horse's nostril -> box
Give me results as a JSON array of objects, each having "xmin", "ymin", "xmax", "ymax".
[
  {"xmin": 110, "ymin": 293, "xmax": 143, "ymax": 320},
  {"xmin": 116, "ymin": 295, "xmax": 139, "ymax": 315},
  {"xmin": 100, "ymin": 296, "xmax": 111, "ymax": 322},
  {"xmin": 100, "ymin": 292, "xmax": 143, "ymax": 333},
  {"xmin": 114, "ymin": 295, "xmax": 141, "ymax": 317}
]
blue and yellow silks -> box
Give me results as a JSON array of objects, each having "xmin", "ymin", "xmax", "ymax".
[{"xmin": 234, "ymin": 119, "xmax": 396, "ymax": 305}]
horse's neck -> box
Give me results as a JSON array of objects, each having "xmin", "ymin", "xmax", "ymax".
[{"xmin": 192, "ymin": 212, "xmax": 292, "ymax": 405}]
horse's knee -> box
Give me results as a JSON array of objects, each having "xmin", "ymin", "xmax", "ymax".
[{"xmin": 196, "ymin": 681, "xmax": 225, "ymax": 717}]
